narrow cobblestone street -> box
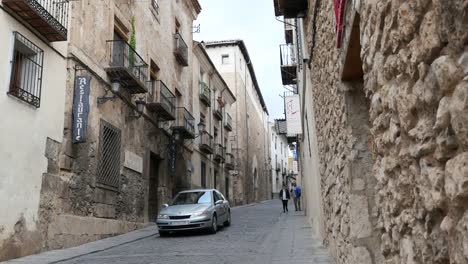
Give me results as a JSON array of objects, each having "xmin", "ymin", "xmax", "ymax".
[{"xmin": 4, "ymin": 201, "xmax": 333, "ymax": 264}]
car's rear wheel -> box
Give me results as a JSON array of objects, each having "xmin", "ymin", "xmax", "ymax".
[
  {"xmin": 208, "ymin": 215, "xmax": 218, "ymax": 234},
  {"xmin": 224, "ymin": 211, "xmax": 231, "ymax": 227},
  {"xmin": 159, "ymin": 230, "xmax": 169, "ymax": 237}
]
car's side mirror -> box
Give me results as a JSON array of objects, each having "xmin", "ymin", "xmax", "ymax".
[
  {"xmin": 215, "ymin": 200, "xmax": 223, "ymax": 205},
  {"xmin": 162, "ymin": 203, "xmax": 169, "ymax": 208}
]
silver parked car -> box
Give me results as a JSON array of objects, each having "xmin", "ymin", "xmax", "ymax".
[{"xmin": 156, "ymin": 189, "xmax": 231, "ymax": 236}]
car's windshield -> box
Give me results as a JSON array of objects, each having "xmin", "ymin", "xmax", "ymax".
[{"xmin": 172, "ymin": 191, "xmax": 212, "ymax": 205}]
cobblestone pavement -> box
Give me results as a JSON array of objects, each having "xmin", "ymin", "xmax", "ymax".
[{"xmin": 5, "ymin": 200, "xmax": 334, "ymax": 264}]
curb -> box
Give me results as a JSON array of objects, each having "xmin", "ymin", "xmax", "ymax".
[{"xmin": 2, "ymin": 225, "xmax": 159, "ymax": 264}]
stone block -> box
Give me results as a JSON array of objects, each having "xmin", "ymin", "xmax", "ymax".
[
  {"xmin": 431, "ymin": 56, "xmax": 463, "ymax": 94},
  {"xmin": 352, "ymin": 246, "xmax": 372, "ymax": 264},
  {"xmin": 94, "ymin": 188, "xmax": 117, "ymax": 205},
  {"xmin": 450, "ymin": 82, "xmax": 468, "ymax": 147},
  {"xmin": 45, "ymin": 137, "xmax": 60, "ymax": 160},
  {"xmin": 93, "ymin": 203, "xmax": 116, "ymax": 219},
  {"xmin": 349, "ymin": 195, "xmax": 372, "ymax": 239},
  {"xmin": 445, "ymin": 152, "xmax": 468, "ymax": 202},
  {"xmin": 59, "ymin": 154, "xmax": 74, "ymax": 171}
]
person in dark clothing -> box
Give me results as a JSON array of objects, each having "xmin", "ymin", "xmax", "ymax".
[{"xmin": 279, "ymin": 185, "xmax": 291, "ymax": 213}]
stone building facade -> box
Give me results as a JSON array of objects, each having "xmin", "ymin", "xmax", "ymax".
[
  {"xmin": 190, "ymin": 41, "xmax": 236, "ymax": 200},
  {"xmin": 274, "ymin": 0, "xmax": 467, "ymax": 263},
  {"xmin": 204, "ymin": 40, "xmax": 271, "ymax": 205},
  {"xmin": 1, "ymin": 0, "xmax": 201, "ymax": 260},
  {"xmin": 0, "ymin": 0, "xmax": 68, "ymax": 260}
]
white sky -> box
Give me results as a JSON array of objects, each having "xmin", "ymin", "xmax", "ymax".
[{"xmin": 194, "ymin": 0, "xmax": 286, "ymax": 120}]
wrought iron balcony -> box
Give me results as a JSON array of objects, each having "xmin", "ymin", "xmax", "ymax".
[
  {"xmin": 171, "ymin": 107, "xmax": 195, "ymax": 139},
  {"xmin": 174, "ymin": 33, "xmax": 188, "ymax": 66},
  {"xmin": 273, "ymin": 0, "xmax": 309, "ymax": 18},
  {"xmin": 199, "ymin": 131, "xmax": 213, "ymax": 154},
  {"xmin": 214, "ymin": 144, "xmax": 225, "ymax": 162},
  {"xmin": 276, "ymin": 163, "xmax": 281, "ymax": 171},
  {"xmin": 224, "ymin": 112, "xmax": 232, "ymax": 131},
  {"xmin": 146, "ymin": 80, "xmax": 176, "ymax": 121},
  {"xmin": 213, "ymin": 98, "xmax": 223, "ymax": 120},
  {"xmin": 280, "ymin": 44, "xmax": 297, "ymax": 85},
  {"xmin": 225, "ymin": 153, "xmax": 234, "ymax": 170},
  {"xmin": 2, "ymin": 0, "xmax": 69, "ymax": 42},
  {"xmin": 199, "ymin": 81, "xmax": 211, "ymax": 106},
  {"xmin": 105, "ymin": 40, "xmax": 148, "ymax": 94}
]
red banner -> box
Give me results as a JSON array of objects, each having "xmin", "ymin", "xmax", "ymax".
[{"xmin": 334, "ymin": 0, "xmax": 346, "ymax": 48}]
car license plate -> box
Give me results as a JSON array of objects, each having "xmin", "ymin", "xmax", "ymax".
[{"xmin": 171, "ymin": 221, "xmax": 189, "ymax": 226}]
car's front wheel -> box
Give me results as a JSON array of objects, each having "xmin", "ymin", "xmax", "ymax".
[
  {"xmin": 224, "ymin": 211, "xmax": 231, "ymax": 227},
  {"xmin": 208, "ymin": 215, "xmax": 218, "ymax": 234}
]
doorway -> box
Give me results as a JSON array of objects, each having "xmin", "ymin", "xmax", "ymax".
[{"xmin": 148, "ymin": 152, "xmax": 160, "ymax": 222}]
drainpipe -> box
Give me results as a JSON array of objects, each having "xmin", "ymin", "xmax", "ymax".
[{"xmin": 244, "ymin": 58, "xmax": 251, "ymax": 203}]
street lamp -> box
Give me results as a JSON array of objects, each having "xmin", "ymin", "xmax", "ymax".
[{"xmin": 197, "ymin": 121, "xmax": 206, "ymax": 134}]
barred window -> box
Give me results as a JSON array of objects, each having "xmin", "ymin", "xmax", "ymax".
[
  {"xmin": 8, "ymin": 32, "xmax": 44, "ymax": 108},
  {"xmin": 97, "ymin": 120, "xmax": 121, "ymax": 190}
]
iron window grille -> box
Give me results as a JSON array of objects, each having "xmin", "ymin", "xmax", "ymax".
[
  {"xmin": 97, "ymin": 120, "xmax": 121, "ymax": 190},
  {"xmin": 8, "ymin": 32, "xmax": 44, "ymax": 108}
]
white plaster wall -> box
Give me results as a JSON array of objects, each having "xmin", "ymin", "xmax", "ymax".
[
  {"xmin": 270, "ymin": 124, "xmax": 289, "ymax": 194},
  {"xmin": 0, "ymin": 9, "xmax": 67, "ymax": 241}
]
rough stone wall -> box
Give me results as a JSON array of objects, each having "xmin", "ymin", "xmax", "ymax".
[
  {"xmin": 360, "ymin": 0, "xmax": 467, "ymax": 263},
  {"xmin": 302, "ymin": 0, "xmax": 467, "ymax": 263}
]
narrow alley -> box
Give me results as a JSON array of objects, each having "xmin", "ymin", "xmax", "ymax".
[{"xmin": 3, "ymin": 201, "xmax": 333, "ymax": 264}]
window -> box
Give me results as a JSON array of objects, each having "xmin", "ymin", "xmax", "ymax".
[
  {"xmin": 213, "ymin": 191, "xmax": 222, "ymax": 202},
  {"xmin": 149, "ymin": 60, "xmax": 160, "ymax": 95},
  {"xmin": 172, "ymin": 191, "xmax": 211, "ymax": 205},
  {"xmin": 281, "ymin": 142, "xmax": 283, "ymax": 154},
  {"xmin": 222, "ymin": 54, "xmax": 230, "ymax": 64},
  {"xmin": 201, "ymin": 161, "xmax": 206, "ymax": 188},
  {"xmin": 8, "ymin": 32, "xmax": 44, "ymax": 108},
  {"xmin": 97, "ymin": 120, "xmax": 121, "ymax": 190}
]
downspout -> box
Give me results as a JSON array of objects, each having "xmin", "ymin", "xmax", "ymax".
[{"xmin": 245, "ymin": 58, "xmax": 251, "ymax": 203}]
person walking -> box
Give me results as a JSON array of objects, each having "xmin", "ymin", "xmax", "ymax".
[
  {"xmin": 294, "ymin": 184, "xmax": 302, "ymax": 211},
  {"xmin": 279, "ymin": 185, "xmax": 290, "ymax": 213},
  {"xmin": 291, "ymin": 182, "xmax": 297, "ymax": 211}
]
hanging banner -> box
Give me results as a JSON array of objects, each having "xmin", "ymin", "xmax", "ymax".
[
  {"xmin": 72, "ymin": 76, "xmax": 91, "ymax": 143},
  {"xmin": 334, "ymin": 0, "xmax": 347, "ymax": 48},
  {"xmin": 285, "ymin": 94, "xmax": 302, "ymax": 135}
]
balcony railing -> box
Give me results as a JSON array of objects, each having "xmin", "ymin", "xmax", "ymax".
[
  {"xmin": 174, "ymin": 33, "xmax": 188, "ymax": 66},
  {"xmin": 199, "ymin": 131, "xmax": 213, "ymax": 154},
  {"xmin": 213, "ymin": 98, "xmax": 223, "ymax": 120},
  {"xmin": 273, "ymin": 0, "xmax": 309, "ymax": 18},
  {"xmin": 225, "ymin": 153, "xmax": 234, "ymax": 170},
  {"xmin": 280, "ymin": 44, "xmax": 297, "ymax": 85},
  {"xmin": 199, "ymin": 81, "xmax": 211, "ymax": 106},
  {"xmin": 214, "ymin": 144, "xmax": 225, "ymax": 162},
  {"xmin": 146, "ymin": 80, "xmax": 176, "ymax": 120},
  {"xmin": 3, "ymin": 0, "xmax": 69, "ymax": 41},
  {"xmin": 104, "ymin": 40, "xmax": 148, "ymax": 94},
  {"xmin": 171, "ymin": 107, "xmax": 195, "ymax": 139},
  {"xmin": 224, "ymin": 112, "xmax": 232, "ymax": 131}
]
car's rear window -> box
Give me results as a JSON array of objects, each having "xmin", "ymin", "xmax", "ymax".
[{"xmin": 172, "ymin": 191, "xmax": 212, "ymax": 205}]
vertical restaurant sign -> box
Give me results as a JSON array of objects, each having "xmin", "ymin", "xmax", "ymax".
[
  {"xmin": 285, "ymin": 94, "xmax": 302, "ymax": 135},
  {"xmin": 72, "ymin": 76, "xmax": 91, "ymax": 144},
  {"xmin": 334, "ymin": 0, "xmax": 347, "ymax": 48}
]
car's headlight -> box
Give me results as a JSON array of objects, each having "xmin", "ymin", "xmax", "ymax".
[
  {"xmin": 191, "ymin": 211, "xmax": 209, "ymax": 217},
  {"xmin": 158, "ymin": 214, "xmax": 169, "ymax": 219}
]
